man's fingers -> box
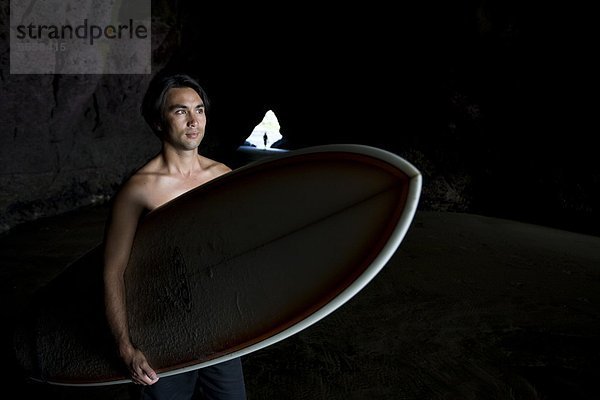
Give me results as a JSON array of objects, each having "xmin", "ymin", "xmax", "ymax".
[
  {"xmin": 136, "ymin": 363, "xmax": 158, "ymax": 385},
  {"xmin": 143, "ymin": 367, "xmax": 159, "ymax": 384},
  {"xmin": 129, "ymin": 365, "xmax": 153, "ymax": 385},
  {"xmin": 125, "ymin": 348, "xmax": 159, "ymax": 385}
]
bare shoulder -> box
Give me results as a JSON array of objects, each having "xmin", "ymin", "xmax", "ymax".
[
  {"xmin": 114, "ymin": 158, "xmax": 161, "ymax": 209},
  {"xmin": 199, "ymin": 155, "xmax": 232, "ymax": 177}
]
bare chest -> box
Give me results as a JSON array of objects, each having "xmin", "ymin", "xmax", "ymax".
[{"xmin": 145, "ymin": 175, "xmax": 212, "ymax": 211}]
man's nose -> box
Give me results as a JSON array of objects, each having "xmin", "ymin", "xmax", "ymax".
[{"xmin": 187, "ymin": 113, "xmax": 198, "ymax": 127}]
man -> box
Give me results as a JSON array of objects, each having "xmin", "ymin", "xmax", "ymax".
[{"xmin": 103, "ymin": 73, "xmax": 247, "ymax": 399}]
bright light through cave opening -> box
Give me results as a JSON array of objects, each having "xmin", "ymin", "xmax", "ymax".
[{"xmin": 243, "ymin": 110, "xmax": 283, "ymax": 150}]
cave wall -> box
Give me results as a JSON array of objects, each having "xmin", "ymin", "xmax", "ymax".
[
  {"xmin": 0, "ymin": 3, "xmax": 178, "ymax": 231},
  {"xmin": 1, "ymin": 1, "xmax": 597, "ymax": 235}
]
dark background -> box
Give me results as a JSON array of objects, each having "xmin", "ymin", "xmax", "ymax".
[
  {"xmin": 1, "ymin": 1, "xmax": 599, "ymax": 399},
  {"xmin": 1, "ymin": 0, "xmax": 598, "ymax": 236}
]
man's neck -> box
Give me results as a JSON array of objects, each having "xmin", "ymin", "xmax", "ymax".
[{"xmin": 160, "ymin": 145, "xmax": 201, "ymax": 177}]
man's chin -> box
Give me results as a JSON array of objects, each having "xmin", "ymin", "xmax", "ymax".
[{"xmin": 182, "ymin": 136, "xmax": 203, "ymax": 150}]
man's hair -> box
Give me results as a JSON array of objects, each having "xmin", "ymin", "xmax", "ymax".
[{"xmin": 141, "ymin": 72, "xmax": 210, "ymax": 136}]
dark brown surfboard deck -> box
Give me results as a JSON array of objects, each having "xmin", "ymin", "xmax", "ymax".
[{"xmin": 14, "ymin": 144, "xmax": 422, "ymax": 386}]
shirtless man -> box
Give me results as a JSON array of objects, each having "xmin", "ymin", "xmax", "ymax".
[{"xmin": 103, "ymin": 73, "xmax": 247, "ymax": 399}]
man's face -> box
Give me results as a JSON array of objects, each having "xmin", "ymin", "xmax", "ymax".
[{"xmin": 161, "ymin": 87, "xmax": 206, "ymax": 150}]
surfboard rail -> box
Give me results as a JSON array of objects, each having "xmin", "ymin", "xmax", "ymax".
[{"xmin": 14, "ymin": 144, "xmax": 422, "ymax": 386}]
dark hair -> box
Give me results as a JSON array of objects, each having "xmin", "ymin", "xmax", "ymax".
[{"xmin": 141, "ymin": 72, "xmax": 210, "ymax": 136}]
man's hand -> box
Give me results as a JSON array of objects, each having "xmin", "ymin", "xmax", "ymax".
[{"xmin": 121, "ymin": 345, "xmax": 159, "ymax": 385}]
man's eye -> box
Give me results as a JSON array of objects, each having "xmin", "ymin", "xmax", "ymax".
[
  {"xmin": 176, "ymin": 110, "xmax": 186, "ymax": 115},
  {"xmin": 196, "ymin": 108, "xmax": 204, "ymax": 114}
]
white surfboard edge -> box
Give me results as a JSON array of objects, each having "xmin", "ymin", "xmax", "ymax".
[
  {"xmin": 155, "ymin": 145, "xmax": 423, "ymax": 379},
  {"xmin": 47, "ymin": 144, "xmax": 422, "ymax": 386}
]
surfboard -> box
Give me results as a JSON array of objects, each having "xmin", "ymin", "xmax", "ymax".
[{"xmin": 13, "ymin": 144, "xmax": 422, "ymax": 386}]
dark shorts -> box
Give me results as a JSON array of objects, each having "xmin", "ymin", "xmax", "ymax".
[{"xmin": 138, "ymin": 357, "xmax": 246, "ymax": 400}]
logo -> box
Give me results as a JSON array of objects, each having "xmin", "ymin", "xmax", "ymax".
[{"xmin": 10, "ymin": 0, "xmax": 151, "ymax": 74}]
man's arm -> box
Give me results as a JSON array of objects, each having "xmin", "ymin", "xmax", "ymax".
[{"xmin": 103, "ymin": 183, "xmax": 158, "ymax": 385}]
